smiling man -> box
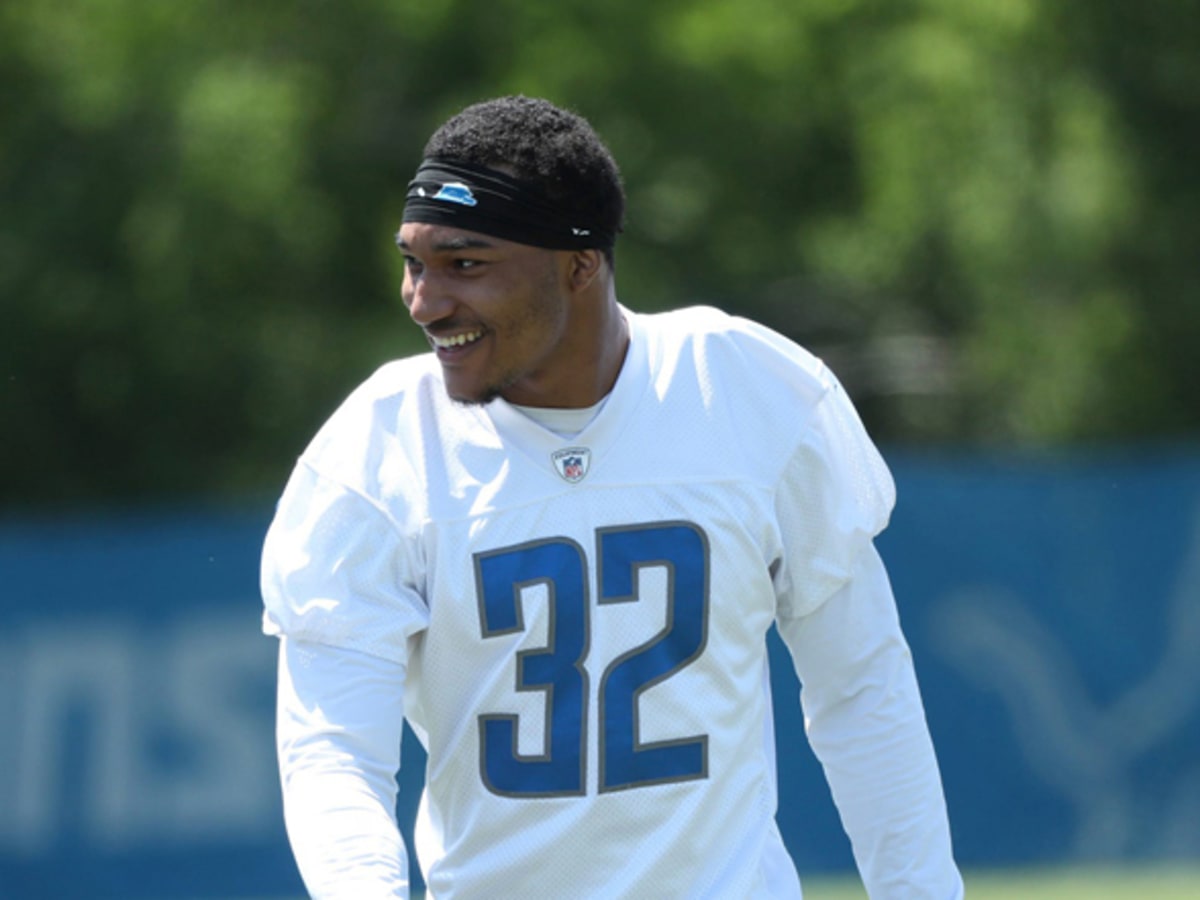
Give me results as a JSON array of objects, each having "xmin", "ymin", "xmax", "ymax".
[
  {"xmin": 395, "ymin": 219, "xmax": 624, "ymax": 408},
  {"xmin": 261, "ymin": 96, "xmax": 963, "ymax": 899}
]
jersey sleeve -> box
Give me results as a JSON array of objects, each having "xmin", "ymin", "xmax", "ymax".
[
  {"xmin": 776, "ymin": 548, "xmax": 963, "ymax": 898},
  {"xmin": 261, "ymin": 458, "xmax": 430, "ymax": 664},
  {"xmin": 277, "ymin": 636, "xmax": 411, "ymax": 899},
  {"xmin": 262, "ymin": 443, "xmax": 429, "ymax": 897},
  {"xmin": 770, "ymin": 371, "xmax": 962, "ymax": 896},
  {"xmin": 771, "ymin": 375, "xmax": 896, "ymax": 619}
]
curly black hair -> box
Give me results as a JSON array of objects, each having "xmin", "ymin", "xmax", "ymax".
[{"xmin": 423, "ymin": 96, "xmax": 625, "ymax": 260}]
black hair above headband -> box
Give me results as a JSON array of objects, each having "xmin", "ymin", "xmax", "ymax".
[{"xmin": 401, "ymin": 158, "xmax": 616, "ymax": 251}]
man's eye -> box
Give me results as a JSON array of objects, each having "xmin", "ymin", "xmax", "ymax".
[
  {"xmin": 403, "ymin": 256, "xmax": 423, "ymax": 273},
  {"xmin": 454, "ymin": 259, "xmax": 480, "ymax": 271}
]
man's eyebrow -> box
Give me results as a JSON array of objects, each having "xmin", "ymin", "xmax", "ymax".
[{"xmin": 395, "ymin": 233, "xmax": 498, "ymax": 252}]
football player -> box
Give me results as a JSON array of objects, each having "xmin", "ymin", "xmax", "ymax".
[{"xmin": 262, "ymin": 95, "xmax": 963, "ymax": 899}]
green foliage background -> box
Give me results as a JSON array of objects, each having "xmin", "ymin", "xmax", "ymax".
[{"xmin": 3, "ymin": 0, "xmax": 1198, "ymax": 508}]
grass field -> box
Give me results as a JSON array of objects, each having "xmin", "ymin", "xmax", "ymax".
[
  {"xmin": 800, "ymin": 866, "xmax": 1200, "ymax": 899},
  {"xmin": 394, "ymin": 867, "xmax": 1200, "ymax": 899}
]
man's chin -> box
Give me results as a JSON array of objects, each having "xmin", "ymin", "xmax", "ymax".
[
  {"xmin": 447, "ymin": 384, "xmax": 503, "ymax": 407},
  {"xmin": 442, "ymin": 367, "xmax": 515, "ymax": 407}
]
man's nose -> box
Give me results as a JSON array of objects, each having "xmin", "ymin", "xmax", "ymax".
[{"xmin": 404, "ymin": 270, "xmax": 454, "ymax": 326}]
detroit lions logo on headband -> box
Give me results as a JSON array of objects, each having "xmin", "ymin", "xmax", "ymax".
[
  {"xmin": 429, "ymin": 182, "xmax": 478, "ymax": 207},
  {"xmin": 402, "ymin": 158, "xmax": 615, "ymax": 251}
]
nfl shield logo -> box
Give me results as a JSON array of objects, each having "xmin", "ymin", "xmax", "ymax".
[{"xmin": 551, "ymin": 447, "xmax": 592, "ymax": 483}]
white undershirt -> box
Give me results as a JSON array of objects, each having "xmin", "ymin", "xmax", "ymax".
[{"xmin": 509, "ymin": 397, "xmax": 608, "ymax": 439}]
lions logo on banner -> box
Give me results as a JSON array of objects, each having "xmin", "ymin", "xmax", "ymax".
[{"xmin": 551, "ymin": 447, "xmax": 591, "ymax": 483}]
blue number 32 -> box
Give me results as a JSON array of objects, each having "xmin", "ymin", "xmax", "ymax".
[{"xmin": 474, "ymin": 521, "xmax": 710, "ymax": 797}]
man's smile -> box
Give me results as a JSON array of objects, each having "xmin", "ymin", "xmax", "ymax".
[{"xmin": 429, "ymin": 329, "xmax": 485, "ymax": 351}]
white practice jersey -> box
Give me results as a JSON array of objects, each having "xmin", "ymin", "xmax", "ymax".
[{"xmin": 263, "ymin": 306, "xmax": 955, "ymax": 899}]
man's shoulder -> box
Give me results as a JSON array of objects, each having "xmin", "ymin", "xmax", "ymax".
[
  {"xmin": 298, "ymin": 353, "xmax": 452, "ymax": 472},
  {"xmin": 635, "ymin": 304, "xmax": 834, "ymax": 399},
  {"xmin": 324, "ymin": 351, "xmax": 460, "ymax": 432},
  {"xmin": 635, "ymin": 303, "xmax": 737, "ymax": 340},
  {"xmin": 353, "ymin": 352, "xmax": 443, "ymax": 405}
]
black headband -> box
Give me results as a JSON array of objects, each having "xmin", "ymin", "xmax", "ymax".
[{"xmin": 401, "ymin": 158, "xmax": 616, "ymax": 251}]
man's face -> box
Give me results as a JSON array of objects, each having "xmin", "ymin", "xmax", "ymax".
[{"xmin": 397, "ymin": 222, "xmax": 575, "ymax": 407}]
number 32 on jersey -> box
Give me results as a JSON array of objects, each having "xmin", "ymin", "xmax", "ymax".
[{"xmin": 473, "ymin": 521, "xmax": 710, "ymax": 798}]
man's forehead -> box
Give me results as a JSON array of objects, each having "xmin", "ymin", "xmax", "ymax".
[{"xmin": 395, "ymin": 222, "xmax": 500, "ymax": 251}]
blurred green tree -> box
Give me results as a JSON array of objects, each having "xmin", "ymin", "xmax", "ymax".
[{"xmin": 1, "ymin": 0, "xmax": 1196, "ymax": 509}]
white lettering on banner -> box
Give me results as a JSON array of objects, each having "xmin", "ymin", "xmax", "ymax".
[
  {"xmin": 11, "ymin": 625, "xmax": 137, "ymax": 853},
  {"xmin": 0, "ymin": 609, "xmax": 279, "ymax": 855}
]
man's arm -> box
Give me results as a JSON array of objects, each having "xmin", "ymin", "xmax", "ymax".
[
  {"xmin": 277, "ymin": 636, "xmax": 411, "ymax": 899},
  {"xmin": 776, "ymin": 545, "xmax": 963, "ymax": 899}
]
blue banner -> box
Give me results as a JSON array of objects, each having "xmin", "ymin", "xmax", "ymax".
[{"xmin": 2, "ymin": 447, "xmax": 1198, "ymax": 897}]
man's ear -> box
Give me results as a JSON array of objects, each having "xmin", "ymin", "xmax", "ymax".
[{"xmin": 567, "ymin": 248, "xmax": 605, "ymax": 293}]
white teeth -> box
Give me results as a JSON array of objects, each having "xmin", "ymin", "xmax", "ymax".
[{"xmin": 431, "ymin": 330, "xmax": 483, "ymax": 349}]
